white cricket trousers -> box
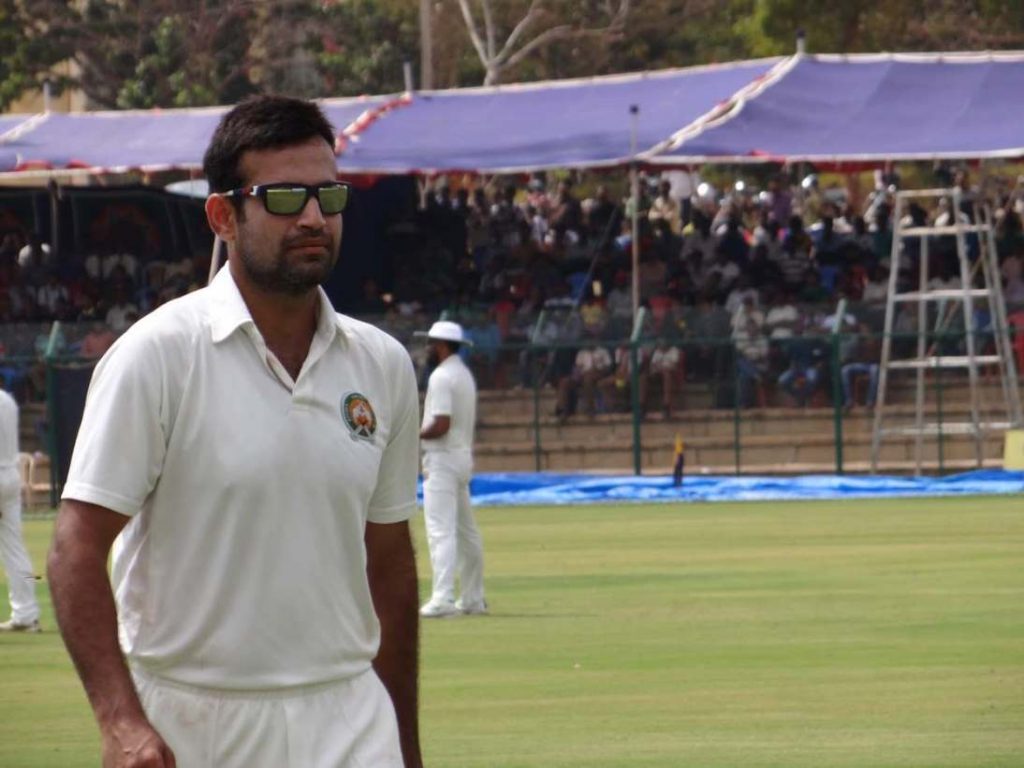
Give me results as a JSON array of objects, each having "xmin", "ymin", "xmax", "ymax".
[
  {"xmin": 132, "ymin": 667, "xmax": 404, "ymax": 768},
  {"xmin": 0, "ymin": 468, "xmax": 39, "ymax": 624},
  {"xmin": 422, "ymin": 451, "xmax": 484, "ymax": 606}
]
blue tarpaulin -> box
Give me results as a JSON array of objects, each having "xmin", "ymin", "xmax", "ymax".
[
  {"xmin": 336, "ymin": 60, "xmax": 779, "ymax": 173},
  {"xmin": 5, "ymin": 52, "xmax": 1024, "ymax": 175},
  {"xmin": 0, "ymin": 98, "xmax": 385, "ymax": 174},
  {"xmin": 421, "ymin": 470, "xmax": 1024, "ymax": 506},
  {"xmin": 651, "ymin": 52, "xmax": 1024, "ymax": 163}
]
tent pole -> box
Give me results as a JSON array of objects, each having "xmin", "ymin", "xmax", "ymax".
[{"xmin": 629, "ymin": 104, "xmax": 640, "ymax": 322}]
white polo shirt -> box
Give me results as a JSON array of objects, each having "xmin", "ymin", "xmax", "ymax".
[
  {"xmin": 421, "ymin": 354, "xmax": 476, "ymax": 457},
  {"xmin": 0, "ymin": 390, "xmax": 18, "ymax": 471},
  {"xmin": 63, "ymin": 267, "xmax": 420, "ymax": 690}
]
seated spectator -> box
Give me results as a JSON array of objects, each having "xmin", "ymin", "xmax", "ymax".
[
  {"xmin": 777, "ymin": 334, "xmax": 827, "ymax": 407},
  {"xmin": 638, "ymin": 253, "xmax": 667, "ymax": 301},
  {"xmin": 648, "ymin": 180, "xmax": 681, "ymax": 235},
  {"xmin": 681, "ymin": 210, "xmax": 716, "ymax": 272},
  {"xmin": 686, "ymin": 291, "xmax": 731, "ymax": 383},
  {"xmin": 102, "ymin": 249, "xmax": 139, "ymax": 282},
  {"xmin": 36, "ymin": 272, "xmax": 69, "ymax": 320},
  {"xmin": 706, "ymin": 248, "xmax": 740, "ymax": 295},
  {"xmin": 778, "ymin": 215, "xmax": 812, "ymax": 287},
  {"xmin": 605, "ymin": 271, "xmax": 633, "ymax": 337},
  {"xmin": 764, "ymin": 288, "xmax": 801, "ymax": 341},
  {"xmin": 79, "ymin": 321, "xmax": 117, "ymax": 360},
  {"xmin": 579, "ymin": 288, "xmax": 608, "ymax": 338},
  {"xmin": 587, "ymin": 185, "xmax": 622, "ymax": 248},
  {"xmin": 105, "ymin": 284, "xmax": 140, "ymax": 334},
  {"xmin": 747, "ymin": 242, "xmax": 782, "ymax": 287},
  {"xmin": 527, "ymin": 205, "xmax": 549, "ymax": 248},
  {"xmin": 597, "ymin": 343, "xmax": 651, "ymax": 414},
  {"xmin": 716, "ymin": 215, "xmax": 750, "ymax": 265},
  {"xmin": 731, "ymin": 296, "xmax": 768, "ymax": 408},
  {"xmin": 725, "ymin": 275, "xmax": 759, "ymax": 316},
  {"xmin": 841, "ymin": 336, "xmax": 880, "ymax": 411},
  {"xmin": 649, "ymin": 339, "xmax": 684, "ymax": 418},
  {"xmin": 798, "ymin": 270, "xmax": 830, "ymax": 305},
  {"xmin": 548, "ymin": 180, "xmax": 583, "ymax": 248},
  {"xmin": 862, "ymin": 263, "xmax": 889, "ymax": 305},
  {"xmin": 556, "ymin": 343, "xmax": 612, "ymax": 421}
]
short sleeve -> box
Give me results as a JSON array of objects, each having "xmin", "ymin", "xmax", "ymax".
[
  {"xmin": 367, "ymin": 339, "xmax": 419, "ymax": 524},
  {"xmin": 62, "ymin": 330, "xmax": 170, "ymax": 517},
  {"xmin": 426, "ymin": 368, "xmax": 453, "ymax": 417}
]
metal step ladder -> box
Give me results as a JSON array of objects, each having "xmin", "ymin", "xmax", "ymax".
[{"xmin": 870, "ymin": 188, "xmax": 1022, "ymax": 473}]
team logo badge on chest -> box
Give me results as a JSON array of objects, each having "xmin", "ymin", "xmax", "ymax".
[{"xmin": 341, "ymin": 392, "xmax": 377, "ymax": 441}]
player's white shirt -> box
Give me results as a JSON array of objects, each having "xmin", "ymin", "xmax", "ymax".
[
  {"xmin": 421, "ymin": 354, "xmax": 476, "ymax": 457},
  {"xmin": 0, "ymin": 389, "xmax": 18, "ymax": 470},
  {"xmin": 63, "ymin": 267, "xmax": 420, "ymax": 690}
]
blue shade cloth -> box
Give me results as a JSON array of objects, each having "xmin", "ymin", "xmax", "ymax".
[
  {"xmin": 336, "ymin": 60, "xmax": 780, "ymax": 173},
  {"xmin": 0, "ymin": 115, "xmax": 29, "ymax": 136},
  {"xmin": 416, "ymin": 470, "xmax": 1024, "ymax": 506},
  {"xmin": 655, "ymin": 53, "xmax": 1024, "ymax": 163},
  {"xmin": 0, "ymin": 98, "xmax": 386, "ymax": 174}
]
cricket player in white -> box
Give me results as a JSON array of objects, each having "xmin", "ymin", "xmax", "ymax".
[
  {"xmin": 0, "ymin": 388, "xmax": 41, "ymax": 633},
  {"xmin": 48, "ymin": 96, "xmax": 423, "ymax": 768},
  {"xmin": 417, "ymin": 321, "xmax": 486, "ymax": 619}
]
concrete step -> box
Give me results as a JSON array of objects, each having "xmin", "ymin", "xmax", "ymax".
[
  {"xmin": 474, "ymin": 430, "xmax": 1005, "ymax": 473},
  {"xmin": 476, "ymin": 378, "xmax": 1019, "ymax": 421},
  {"xmin": 476, "ymin": 403, "xmax": 1011, "ymax": 445}
]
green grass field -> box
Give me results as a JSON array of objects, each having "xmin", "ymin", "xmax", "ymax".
[{"xmin": 2, "ymin": 496, "xmax": 1023, "ymax": 767}]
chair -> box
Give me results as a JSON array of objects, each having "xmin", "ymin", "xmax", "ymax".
[
  {"xmin": 17, "ymin": 451, "xmax": 50, "ymax": 508},
  {"xmin": 17, "ymin": 452, "xmax": 32, "ymax": 507}
]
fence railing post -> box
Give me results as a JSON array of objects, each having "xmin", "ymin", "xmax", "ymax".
[
  {"xmin": 829, "ymin": 299, "xmax": 848, "ymax": 475},
  {"xmin": 732, "ymin": 339, "xmax": 741, "ymax": 475},
  {"xmin": 629, "ymin": 308, "xmax": 648, "ymax": 476}
]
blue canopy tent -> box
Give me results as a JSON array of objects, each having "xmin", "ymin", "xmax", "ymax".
[
  {"xmin": 335, "ymin": 59, "xmax": 781, "ymax": 174},
  {"xmin": 647, "ymin": 52, "xmax": 1024, "ymax": 165},
  {"xmin": 0, "ymin": 114, "xmax": 29, "ymax": 136},
  {"xmin": 0, "ymin": 97, "xmax": 388, "ymax": 175},
  {"xmin": 0, "ymin": 60, "xmax": 781, "ymax": 176}
]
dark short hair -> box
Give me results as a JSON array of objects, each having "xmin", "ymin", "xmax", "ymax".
[{"xmin": 203, "ymin": 95, "xmax": 336, "ymax": 193}]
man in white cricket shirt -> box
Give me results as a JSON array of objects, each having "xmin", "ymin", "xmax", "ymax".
[
  {"xmin": 0, "ymin": 388, "xmax": 41, "ymax": 633},
  {"xmin": 417, "ymin": 321, "xmax": 486, "ymax": 619},
  {"xmin": 48, "ymin": 96, "xmax": 423, "ymax": 768}
]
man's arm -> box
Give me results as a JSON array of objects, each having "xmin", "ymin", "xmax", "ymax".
[
  {"xmin": 48, "ymin": 500, "xmax": 175, "ymax": 768},
  {"xmin": 419, "ymin": 414, "xmax": 450, "ymax": 441},
  {"xmin": 365, "ymin": 520, "xmax": 423, "ymax": 768}
]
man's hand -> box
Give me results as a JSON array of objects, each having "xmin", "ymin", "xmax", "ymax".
[{"xmin": 101, "ymin": 716, "xmax": 176, "ymax": 767}]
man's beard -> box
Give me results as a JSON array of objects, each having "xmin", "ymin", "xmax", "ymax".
[
  {"xmin": 237, "ymin": 232, "xmax": 338, "ymax": 296},
  {"xmin": 427, "ymin": 348, "xmax": 440, "ymax": 368}
]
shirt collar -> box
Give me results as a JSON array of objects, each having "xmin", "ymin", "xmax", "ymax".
[{"xmin": 207, "ymin": 265, "xmax": 349, "ymax": 346}]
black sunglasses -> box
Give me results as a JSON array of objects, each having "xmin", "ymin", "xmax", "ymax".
[{"xmin": 221, "ymin": 182, "xmax": 350, "ymax": 216}]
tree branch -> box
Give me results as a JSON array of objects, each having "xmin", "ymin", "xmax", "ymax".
[
  {"xmin": 456, "ymin": 0, "xmax": 491, "ymax": 69},
  {"xmin": 493, "ymin": 0, "xmax": 545, "ymax": 65}
]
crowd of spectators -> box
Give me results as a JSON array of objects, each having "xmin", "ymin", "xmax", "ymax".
[
  {"xmin": 0, "ymin": 227, "xmax": 205, "ymax": 400},
  {"xmin": 3, "ymin": 164, "xmax": 1024, "ymax": 417},
  {"xmin": 371, "ymin": 166, "xmax": 1024, "ymax": 417}
]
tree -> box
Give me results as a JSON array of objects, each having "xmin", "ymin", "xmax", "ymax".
[
  {"xmin": 732, "ymin": 0, "xmax": 1024, "ymax": 56},
  {"xmin": 0, "ymin": 0, "xmax": 68, "ymax": 110},
  {"xmin": 454, "ymin": 0, "xmax": 632, "ymax": 85},
  {"xmin": 314, "ymin": 0, "xmax": 420, "ymax": 96}
]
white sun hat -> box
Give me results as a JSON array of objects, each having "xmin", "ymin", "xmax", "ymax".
[{"xmin": 414, "ymin": 320, "xmax": 473, "ymax": 347}]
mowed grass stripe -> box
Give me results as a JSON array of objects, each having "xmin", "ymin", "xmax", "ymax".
[{"xmin": 1, "ymin": 495, "xmax": 1022, "ymax": 767}]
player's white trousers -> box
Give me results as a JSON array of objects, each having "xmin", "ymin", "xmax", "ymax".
[
  {"xmin": 132, "ymin": 667, "xmax": 403, "ymax": 767},
  {"xmin": 422, "ymin": 451, "xmax": 484, "ymax": 606},
  {"xmin": 0, "ymin": 468, "xmax": 39, "ymax": 624}
]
